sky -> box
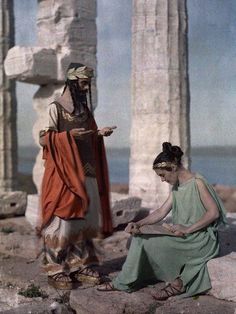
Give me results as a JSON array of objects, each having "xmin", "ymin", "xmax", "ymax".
[{"xmin": 14, "ymin": 0, "xmax": 236, "ymax": 148}]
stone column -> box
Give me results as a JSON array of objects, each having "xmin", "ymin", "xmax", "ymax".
[
  {"xmin": 129, "ymin": 0, "xmax": 190, "ymax": 208},
  {"xmin": 0, "ymin": 0, "xmax": 17, "ymax": 191},
  {"xmin": 4, "ymin": 0, "xmax": 97, "ymax": 192},
  {"xmin": 0, "ymin": 0, "xmax": 27, "ymax": 218}
]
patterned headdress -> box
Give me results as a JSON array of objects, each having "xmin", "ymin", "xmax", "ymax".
[
  {"xmin": 66, "ymin": 63, "xmax": 94, "ymax": 80},
  {"xmin": 153, "ymin": 161, "xmax": 177, "ymax": 170}
]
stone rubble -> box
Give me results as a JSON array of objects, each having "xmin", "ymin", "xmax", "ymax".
[
  {"xmin": 0, "ymin": 191, "xmax": 27, "ymax": 218},
  {"xmin": 0, "ymin": 214, "xmax": 235, "ymax": 313}
]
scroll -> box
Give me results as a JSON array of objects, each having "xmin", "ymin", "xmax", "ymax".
[{"xmin": 139, "ymin": 223, "xmax": 185, "ymax": 237}]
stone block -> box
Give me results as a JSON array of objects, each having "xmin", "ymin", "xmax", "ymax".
[
  {"xmin": 37, "ymin": 0, "xmax": 97, "ymax": 46},
  {"xmin": 111, "ymin": 196, "xmax": 142, "ymax": 228},
  {"xmin": 0, "ymin": 191, "xmax": 27, "ymax": 218},
  {"xmin": 4, "ymin": 46, "xmax": 58, "ymax": 84},
  {"xmin": 208, "ymin": 252, "xmax": 236, "ymax": 302},
  {"xmin": 70, "ymin": 287, "xmax": 155, "ymax": 314}
]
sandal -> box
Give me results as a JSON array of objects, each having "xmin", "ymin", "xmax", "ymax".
[
  {"xmin": 48, "ymin": 272, "xmax": 80, "ymax": 290},
  {"xmin": 72, "ymin": 266, "xmax": 101, "ymax": 284},
  {"xmin": 97, "ymin": 281, "xmax": 118, "ymax": 292},
  {"xmin": 151, "ymin": 283, "xmax": 183, "ymax": 301}
]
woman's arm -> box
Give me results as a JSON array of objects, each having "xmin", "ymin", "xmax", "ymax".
[
  {"xmin": 137, "ymin": 193, "xmax": 173, "ymax": 227},
  {"xmin": 125, "ymin": 193, "xmax": 173, "ymax": 234},
  {"xmin": 186, "ymin": 178, "xmax": 219, "ymax": 233},
  {"xmin": 171, "ymin": 178, "xmax": 220, "ymax": 234}
]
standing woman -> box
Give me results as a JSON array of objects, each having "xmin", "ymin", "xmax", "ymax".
[
  {"xmin": 38, "ymin": 63, "xmax": 115, "ymax": 289},
  {"xmin": 98, "ymin": 142, "xmax": 227, "ymax": 300}
]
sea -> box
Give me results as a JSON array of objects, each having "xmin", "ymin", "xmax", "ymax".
[{"xmin": 18, "ymin": 146, "xmax": 236, "ymax": 187}]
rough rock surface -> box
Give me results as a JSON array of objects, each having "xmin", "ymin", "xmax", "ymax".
[
  {"xmin": 0, "ymin": 191, "xmax": 27, "ymax": 218},
  {"xmin": 70, "ymin": 291, "xmax": 236, "ymax": 314},
  {"xmin": 4, "ymin": 46, "xmax": 58, "ymax": 84},
  {"xmin": 0, "ymin": 215, "xmax": 235, "ymax": 313},
  {"xmin": 208, "ymin": 252, "xmax": 236, "ymax": 302},
  {"xmin": 112, "ymin": 196, "xmax": 142, "ymax": 228},
  {"xmin": 207, "ymin": 214, "xmax": 236, "ymax": 302},
  {"xmin": 214, "ymin": 184, "xmax": 236, "ymax": 212}
]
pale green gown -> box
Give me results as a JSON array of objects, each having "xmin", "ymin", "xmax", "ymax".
[{"xmin": 113, "ymin": 175, "xmax": 227, "ymax": 298}]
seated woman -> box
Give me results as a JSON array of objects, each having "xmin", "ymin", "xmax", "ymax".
[{"xmin": 97, "ymin": 142, "xmax": 227, "ymax": 300}]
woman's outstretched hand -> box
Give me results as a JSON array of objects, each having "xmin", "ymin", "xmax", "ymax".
[
  {"xmin": 125, "ymin": 222, "xmax": 141, "ymax": 235},
  {"xmin": 162, "ymin": 223, "xmax": 189, "ymax": 237}
]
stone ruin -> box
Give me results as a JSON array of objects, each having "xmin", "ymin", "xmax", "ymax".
[
  {"xmin": 129, "ymin": 0, "xmax": 190, "ymax": 208},
  {"xmin": 4, "ymin": 0, "xmax": 97, "ymax": 192},
  {"xmin": 1, "ymin": 0, "xmax": 190, "ymax": 219},
  {"xmin": 0, "ymin": 0, "xmax": 27, "ymax": 217},
  {"xmin": 2, "ymin": 0, "xmax": 97, "ymax": 219},
  {"xmin": 1, "ymin": 1, "xmax": 236, "ymax": 308}
]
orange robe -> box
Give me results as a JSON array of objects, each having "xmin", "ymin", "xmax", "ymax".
[{"xmin": 40, "ymin": 129, "xmax": 113, "ymax": 236}]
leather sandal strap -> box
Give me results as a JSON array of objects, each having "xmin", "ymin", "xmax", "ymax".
[
  {"xmin": 97, "ymin": 281, "xmax": 115, "ymax": 291},
  {"xmin": 78, "ymin": 266, "xmax": 100, "ymax": 277},
  {"xmin": 105, "ymin": 282, "xmax": 114, "ymax": 290},
  {"xmin": 161, "ymin": 286, "xmax": 174, "ymax": 297},
  {"xmin": 50, "ymin": 272, "xmax": 72, "ymax": 282},
  {"xmin": 162, "ymin": 283, "xmax": 182, "ymax": 296}
]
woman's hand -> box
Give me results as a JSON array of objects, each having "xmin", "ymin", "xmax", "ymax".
[
  {"xmin": 98, "ymin": 126, "xmax": 117, "ymax": 137},
  {"xmin": 70, "ymin": 128, "xmax": 94, "ymax": 138},
  {"xmin": 162, "ymin": 223, "xmax": 189, "ymax": 236},
  {"xmin": 125, "ymin": 222, "xmax": 141, "ymax": 235}
]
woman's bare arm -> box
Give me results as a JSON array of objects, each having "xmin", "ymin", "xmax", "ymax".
[
  {"xmin": 171, "ymin": 178, "xmax": 220, "ymax": 234},
  {"xmin": 186, "ymin": 178, "xmax": 219, "ymax": 233},
  {"xmin": 136, "ymin": 193, "xmax": 173, "ymax": 227}
]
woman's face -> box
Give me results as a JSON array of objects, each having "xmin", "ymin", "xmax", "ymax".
[{"xmin": 155, "ymin": 168, "xmax": 178, "ymax": 185}]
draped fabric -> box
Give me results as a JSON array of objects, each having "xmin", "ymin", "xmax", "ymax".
[
  {"xmin": 40, "ymin": 131, "xmax": 88, "ymax": 231},
  {"xmin": 113, "ymin": 175, "xmax": 227, "ymax": 298},
  {"xmin": 40, "ymin": 128, "xmax": 113, "ymax": 235},
  {"xmin": 38, "ymin": 105, "xmax": 113, "ymax": 275}
]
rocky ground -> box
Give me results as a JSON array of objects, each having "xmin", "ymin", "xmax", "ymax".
[{"xmin": 0, "ymin": 214, "xmax": 236, "ymax": 314}]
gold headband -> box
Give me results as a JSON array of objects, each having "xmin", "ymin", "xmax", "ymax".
[
  {"xmin": 153, "ymin": 161, "xmax": 176, "ymax": 169},
  {"xmin": 66, "ymin": 66, "xmax": 94, "ymax": 80}
]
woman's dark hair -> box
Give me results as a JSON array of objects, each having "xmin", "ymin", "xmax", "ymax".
[{"xmin": 153, "ymin": 142, "xmax": 183, "ymax": 170}]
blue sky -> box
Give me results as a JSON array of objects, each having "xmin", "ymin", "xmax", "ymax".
[{"xmin": 14, "ymin": 0, "xmax": 236, "ymax": 147}]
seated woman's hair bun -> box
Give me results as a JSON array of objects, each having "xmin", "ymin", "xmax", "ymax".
[
  {"xmin": 162, "ymin": 142, "xmax": 183, "ymax": 163},
  {"xmin": 171, "ymin": 145, "xmax": 183, "ymax": 160},
  {"xmin": 153, "ymin": 142, "xmax": 184, "ymax": 170},
  {"xmin": 162, "ymin": 142, "xmax": 172, "ymax": 153}
]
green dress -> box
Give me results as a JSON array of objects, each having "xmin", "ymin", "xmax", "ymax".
[{"xmin": 112, "ymin": 175, "xmax": 227, "ymax": 298}]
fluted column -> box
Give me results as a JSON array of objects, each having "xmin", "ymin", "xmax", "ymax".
[
  {"xmin": 129, "ymin": 0, "xmax": 190, "ymax": 208},
  {"xmin": 0, "ymin": 0, "xmax": 17, "ymax": 191}
]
